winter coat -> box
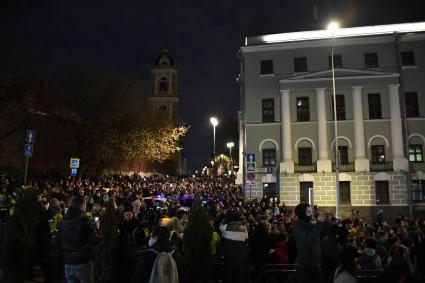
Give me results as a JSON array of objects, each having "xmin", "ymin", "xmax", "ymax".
[
  {"xmin": 58, "ymin": 206, "xmax": 101, "ymax": 264},
  {"xmin": 361, "ymin": 248, "xmax": 382, "ymax": 270},
  {"xmin": 321, "ymin": 235, "xmax": 342, "ymax": 282},
  {"xmin": 293, "ymin": 219, "xmax": 322, "ymax": 269},
  {"xmin": 272, "ymin": 242, "xmax": 289, "ymax": 264}
]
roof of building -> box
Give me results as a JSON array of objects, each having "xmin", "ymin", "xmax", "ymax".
[
  {"xmin": 156, "ymin": 49, "xmax": 174, "ymax": 66},
  {"xmin": 245, "ymin": 22, "xmax": 425, "ymax": 46}
]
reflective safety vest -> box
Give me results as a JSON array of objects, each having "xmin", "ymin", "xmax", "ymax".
[
  {"xmin": 169, "ymin": 229, "xmax": 177, "ymax": 241},
  {"xmin": 0, "ymin": 194, "xmax": 8, "ymax": 211},
  {"xmin": 9, "ymin": 198, "xmax": 16, "ymax": 216},
  {"xmin": 48, "ymin": 213, "xmax": 63, "ymax": 233}
]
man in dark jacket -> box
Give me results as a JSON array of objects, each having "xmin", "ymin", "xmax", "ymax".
[
  {"xmin": 321, "ymin": 224, "xmax": 342, "ymax": 283},
  {"xmin": 131, "ymin": 225, "xmax": 185, "ymax": 283},
  {"xmin": 219, "ymin": 209, "xmax": 250, "ymax": 283},
  {"xmin": 58, "ymin": 196, "xmax": 101, "ymax": 283},
  {"xmin": 293, "ymin": 203, "xmax": 325, "ymax": 283}
]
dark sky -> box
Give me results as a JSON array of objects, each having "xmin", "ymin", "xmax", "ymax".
[{"xmin": 2, "ymin": 0, "xmax": 425, "ymax": 172}]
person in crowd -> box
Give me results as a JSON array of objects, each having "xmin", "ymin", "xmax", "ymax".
[
  {"xmin": 321, "ymin": 224, "xmax": 342, "ymax": 283},
  {"xmin": 339, "ymin": 218, "xmax": 353, "ymax": 246},
  {"xmin": 132, "ymin": 225, "xmax": 185, "ymax": 283},
  {"xmin": 360, "ymin": 238, "xmax": 382, "ymax": 270},
  {"xmin": 377, "ymin": 209, "xmax": 385, "ymax": 227},
  {"xmin": 58, "ymin": 196, "xmax": 102, "ymax": 283},
  {"xmin": 251, "ymin": 221, "xmax": 272, "ymax": 264},
  {"xmin": 378, "ymin": 244, "xmax": 424, "ymax": 283},
  {"xmin": 45, "ymin": 198, "xmax": 64, "ymax": 283},
  {"xmin": 293, "ymin": 202, "xmax": 325, "ymax": 283},
  {"xmin": 272, "ymin": 232, "xmax": 289, "ymax": 264},
  {"xmin": 219, "ymin": 209, "xmax": 250, "ymax": 283},
  {"xmin": 375, "ymin": 230, "xmax": 389, "ymax": 263},
  {"xmin": 334, "ymin": 245, "xmax": 361, "ymax": 283}
]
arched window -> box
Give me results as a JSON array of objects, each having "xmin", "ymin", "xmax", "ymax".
[
  {"xmin": 295, "ymin": 139, "xmax": 314, "ymax": 165},
  {"xmin": 159, "ymin": 77, "xmax": 168, "ymax": 92},
  {"xmin": 260, "ymin": 140, "xmax": 277, "ymax": 167}
]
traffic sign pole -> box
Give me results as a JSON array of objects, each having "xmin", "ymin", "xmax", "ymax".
[{"xmin": 24, "ymin": 156, "xmax": 29, "ymax": 185}]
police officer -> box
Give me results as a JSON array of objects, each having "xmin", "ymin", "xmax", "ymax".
[
  {"xmin": 0, "ymin": 186, "xmax": 10, "ymax": 223},
  {"xmin": 45, "ymin": 198, "xmax": 63, "ymax": 283}
]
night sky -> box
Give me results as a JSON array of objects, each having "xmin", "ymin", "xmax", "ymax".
[{"xmin": 2, "ymin": 0, "xmax": 425, "ymax": 172}]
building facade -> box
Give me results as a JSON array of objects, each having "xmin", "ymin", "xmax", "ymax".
[{"xmin": 238, "ymin": 22, "xmax": 425, "ymax": 219}]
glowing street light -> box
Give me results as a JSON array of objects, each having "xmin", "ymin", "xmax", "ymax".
[
  {"xmin": 226, "ymin": 142, "xmax": 234, "ymax": 158},
  {"xmin": 227, "ymin": 141, "xmax": 235, "ymax": 175},
  {"xmin": 210, "ymin": 117, "xmax": 219, "ymax": 154},
  {"xmin": 328, "ymin": 20, "xmax": 341, "ymax": 219}
]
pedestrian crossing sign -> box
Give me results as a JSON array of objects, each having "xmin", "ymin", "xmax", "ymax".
[
  {"xmin": 246, "ymin": 162, "xmax": 256, "ymax": 172},
  {"xmin": 70, "ymin": 158, "xmax": 80, "ymax": 168}
]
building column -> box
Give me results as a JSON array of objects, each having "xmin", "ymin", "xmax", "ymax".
[
  {"xmin": 352, "ymin": 86, "xmax": 370, "ymax": 171},
  {"xmin": 388, "ymin": 84, "xmax": 408, "ymax": 171},
  {"xmin": 236, "ymin": 111, "xmax": 244, "ymax": 184},
  {"xmin": 280, "ymin": 89, "xmax": 294, "ymax": 173},
  {"xmin": 316, "ymin": 88, "xmax": 332, "ymax": 172}
]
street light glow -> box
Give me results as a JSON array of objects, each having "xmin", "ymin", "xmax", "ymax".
[
  {"xmin": 327, "ymin": 21, "xmax": 340, "ymax": 33},
  {"xmin": 226, "ymin": 142, "xmax": 234, "ymax": 148},
  {"xmin": 210, "ymin": 117, "xmax": 218, "ymax": 127}
]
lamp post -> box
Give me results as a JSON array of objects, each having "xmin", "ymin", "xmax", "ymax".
[
  {"xmin": 328, "ymin": 21, "xmax": 341, "ymax": 219},
  {"xmin": 210, "ymin": 117, "xmax": 219, "ymax": 154},
  {"xmin": 227, "ymin": 141, "xmax": 235, "ymax": 174}
]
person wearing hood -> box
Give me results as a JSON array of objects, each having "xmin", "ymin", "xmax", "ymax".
[
  {"xmin": 131, "ymin": 225, "xmax": 185, "ymax": 283},
  {"xmin": 45, "ymin": 198, "xmax": 64, "ymax": 283},
  {"xmin": 334, "ymin": 245, "xmax": 361, "ymax": 283},
  {"xmin": 293, "ymin": 202, "xmax": 325, "ymax": 283},
  {"xmin": 321, "ymin": 224, "xmax": 342, "ymax": 283},
  {"xmin": 58, "ymin": 196, "xmax": 102, "ymax": 283},
  {"xmin": 360, "ymin": 238, "xmax": 382, "ymax": 270},
  {"xmin": 219, "ymin": 209, "xmax": 250, "ymax": 283}
]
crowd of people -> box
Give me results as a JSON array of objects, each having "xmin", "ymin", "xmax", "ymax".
[{"xmin": 0, "ymin": 173, "xmax": 424, "ymax": 283}]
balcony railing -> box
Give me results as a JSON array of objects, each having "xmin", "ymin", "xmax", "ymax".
[
  {"xmin": 294, "ymin": 163, "xmax": 317, "ymax": 173},
  {"xmin": 332, "ymin": 162, "xmax": 355, "ymax": 172},
  {"xmin": 370, "ymin": 161, "xmax": 393, "ymax": 172}
]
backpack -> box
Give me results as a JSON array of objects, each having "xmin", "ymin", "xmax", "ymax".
[{"xmin": 148, "ymin": 249, "xmax": 179, "ymax": 283}]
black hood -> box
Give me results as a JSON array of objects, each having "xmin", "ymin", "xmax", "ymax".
[{"xmin": 295, "ymin": 203, "xmax": 311, "ymax": 223}]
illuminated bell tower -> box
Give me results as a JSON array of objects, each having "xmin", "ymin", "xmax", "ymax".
[{"xmin": 150, "ymin": 49, "xmax": 179, "ymax": 123}]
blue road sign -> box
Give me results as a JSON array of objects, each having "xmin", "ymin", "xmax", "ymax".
[
  {"xmin": 70, "ymin": 158, "xmax": 80, "ymax": 168},
  {"xmin": 71, "ymin": 168, "xmax": 78, "ymax": 177},
  {"xmin": 246, "ymin": 153, "xmax": 256, "ymax": 163},
  {"xmin": 247, "ymin": 163, "xmax": 256, "ymax": 172},
  {"xmin": 24, "ymin": 144, "xmax": 33, "ymax": 157},
  {"xmin": 26, "ymin": 130, "xmax": 36, "ymax": 143}
]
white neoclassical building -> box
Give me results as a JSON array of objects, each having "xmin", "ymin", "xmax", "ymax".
[{"xmin": 237, "ymin": 22, "xmax": 425, "ymax": 219}]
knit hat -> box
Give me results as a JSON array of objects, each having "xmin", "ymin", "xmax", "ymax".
[{"xmin": 49, "ymin": 198, "xmax": 60, "ymax": 208}]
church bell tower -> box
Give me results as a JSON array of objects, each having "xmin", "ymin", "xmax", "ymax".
[{"xmin": 149, "ymin": 49, "xmax": 179, "ymax": 123}]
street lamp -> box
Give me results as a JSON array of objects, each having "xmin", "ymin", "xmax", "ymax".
[
  {"xmin": 226, "ymin": 142, "xmax": 235, "ymax": 158},
  {"xmin": 227, "ymin": 141, "xmax": 235, "ymax": 175},
  {"xmin": 328, "ymin": 21, "xmax": 340, "ymax": 219},
  {"xmin": 210, "ymin": 117, "xmax": 219, "ymax": 154}
]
